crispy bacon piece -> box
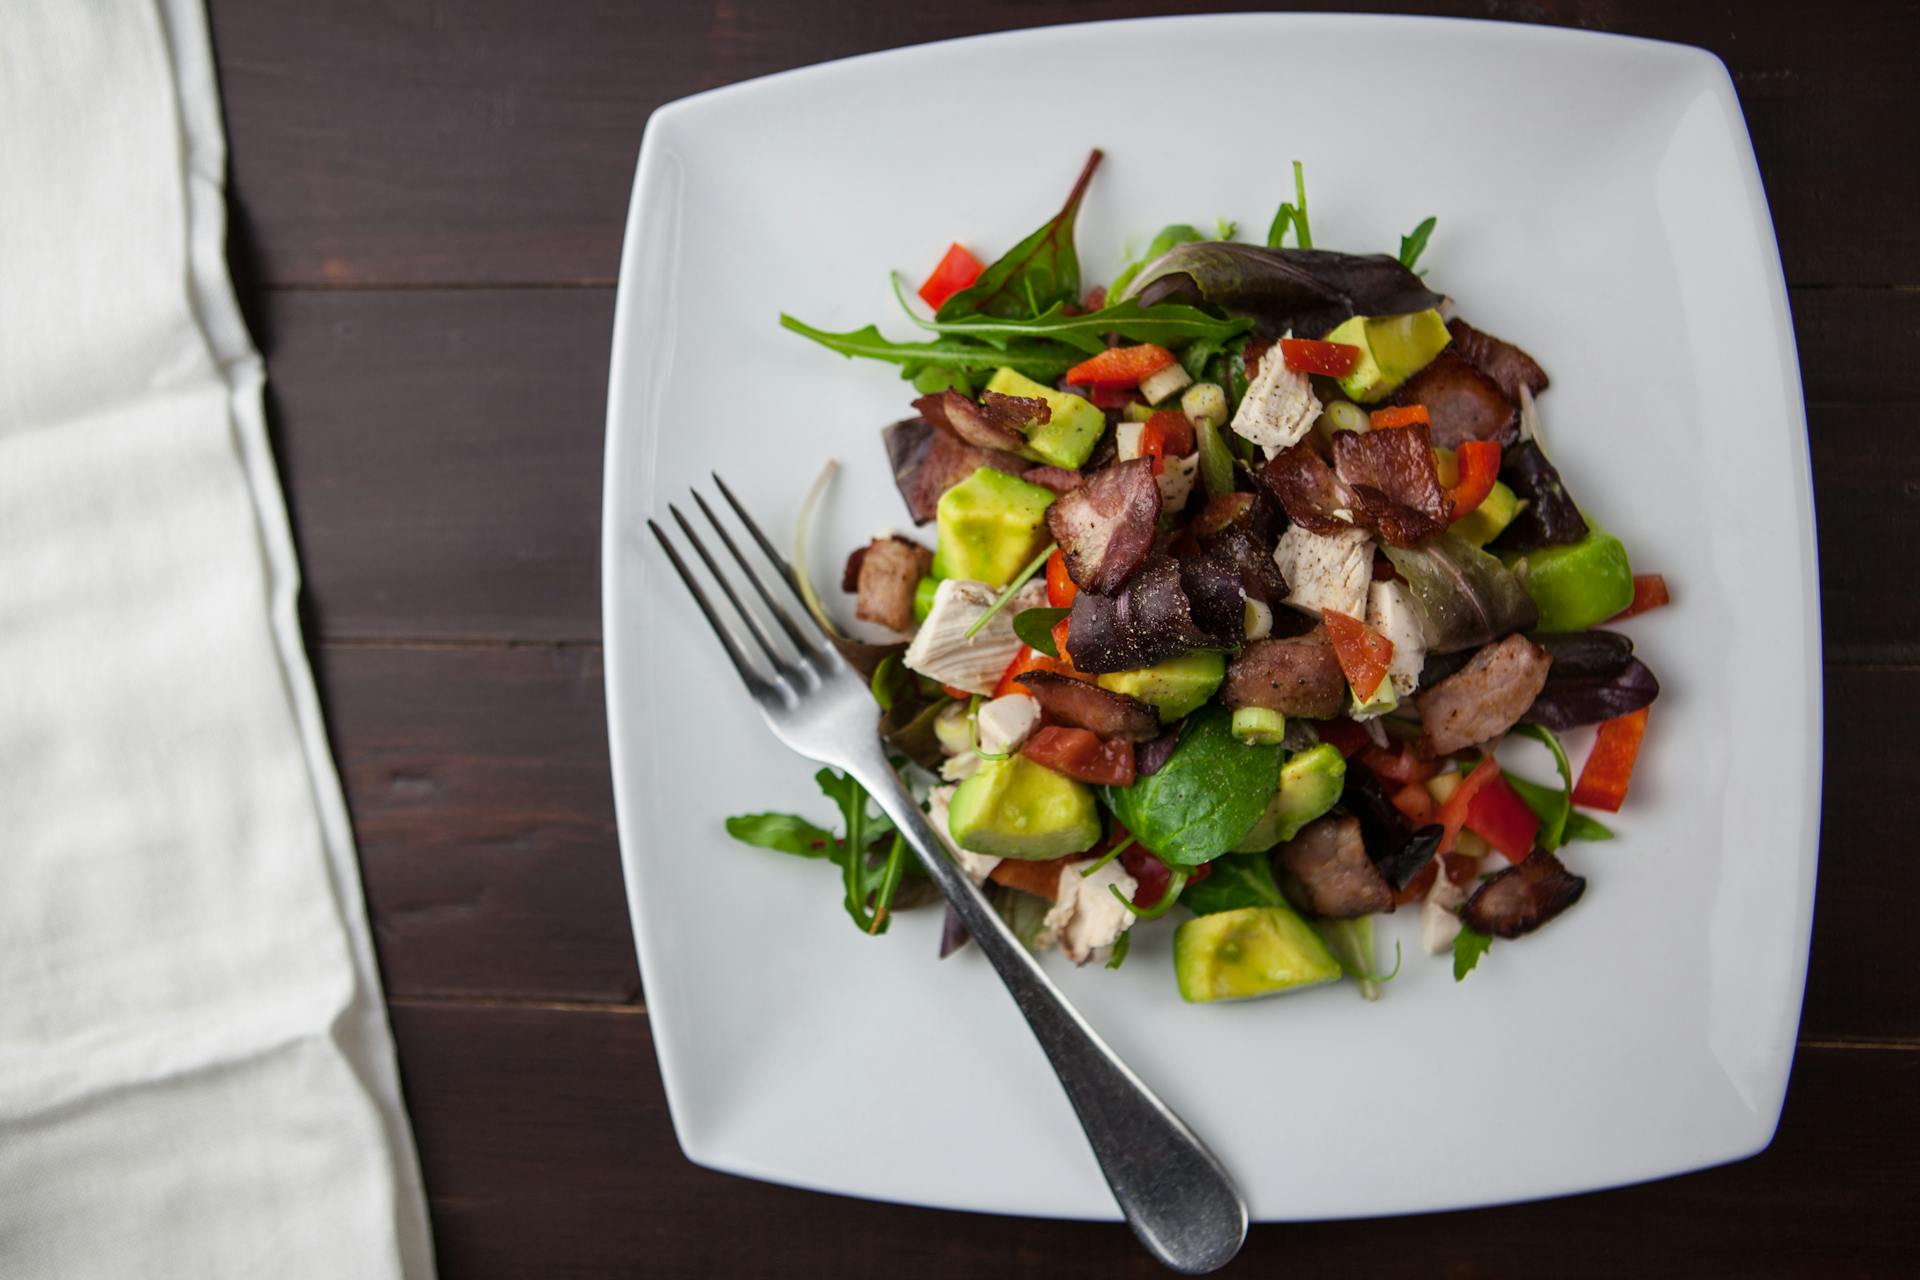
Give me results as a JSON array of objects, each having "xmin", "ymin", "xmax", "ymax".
[
  {"xmin": 1021, "ymin": 465, "xmax": 1084, "ymax": 495},
  {"xmin": 912, "ymin": 389, "xmax": 1029, "ymax": 453},
  {"xmin": 1330, "ymin": 423, "xmax": 1449, "ymax": 547},
  {"xmin": 1461, "ymin": 849, "xmax": 1585, "ymax": 937},
  {"xmin": 1448, "ymin": 318, "xmax": 1549, "ymax": 403},
  {"xmin": 1259, "ymin": 440, "xmax": 1357, "ymax": 535},
  {"xmin": 1416, "ymin": 634, "xmax": 1554, "ymax": 755},
  {"xmin": 1014, "ymin": 670, "xmax": 1162, "ymax": 742},
  {"xmin": 1391, "ymin": 350, "xmax": 1517, "ymax": 449},
  {"xmin": 1045, "ymin": 457, "xmax": 1161, "ymax": 594},
  {"xmin": 1220, "ymin": 628, "xmax": 1348, "ymax": 719},
  {"xmin": 883, "ymin": 417, "xmax": 1025, "ymax": 524},
  {"xmin": 1275, "ymin": 814, "xmax": 1395, "ymax": 919},
  {"xmin": 847, "ymin": 536, "xmax": 932, "ymax": 631}
]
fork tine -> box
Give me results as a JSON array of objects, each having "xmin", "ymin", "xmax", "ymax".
[
  {"xmin": 668, "ymin": 505, "xmax": 798, "ymax": 680},
  {"xmin": 711, "ymin": 472, "xmax": 815, "ymax": 616},
  {"xmin": 690, "ymin": 490, "xmax": 821, "ymax": 660},
  {"xmin": 648, "ymin": 519, "xmax": 776, "ymax": 699}
]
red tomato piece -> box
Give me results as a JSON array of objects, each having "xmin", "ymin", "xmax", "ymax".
[
  {"xmin": 1064, "ymin": 343, "xmax": 1177, "ymax": 388},
  {"xmin": 1464, "ymin": 773, "xmax": 1541, "ymax": 862},
  {"xmin": 1021, "ymin": 726, "xmax": 1135, "ymax": 788},
  {"xmin": 1361, "ymin": 741, "xmax": 1438, "ymax": 787},
  {"xmin": 1445, "ymin": 440, "xmax": 1502, "ymax": 520},
  {"xmin": 1571, "ymin": 706, "xmax": 1650, "ymax": 812},
  {"xmin": 1314, "ymin": 717, "xmax": 1371, "ymax": 758},
  {"xmin": 1045, "ymin": 548, "xmax": 1077, "ymax": 608},
  {"xmin": 1281, "ymin": 337, "xmax": 1363, "ymax": 378},
  {"xmin": 1610, "ymin": 574, "xmax": 1672, "ymax": 621},
  {"xmin": 1390, "ymin": 781, "xmax": 1437, "ymax": 826},
  {"xmin": 987, "ymin": 855, "xmax": 1070, "ymax": 901},
  {"xmin": 1050, "ymin": 616, "xmax": 1073, "ymax": 663},
  {"xmin": 1323, "ymin": 609, "xmax": 1394, "ymax": 700},
  {"xmin": 917, "ymin": 242, "xmax": 983, "ymax": 310}
]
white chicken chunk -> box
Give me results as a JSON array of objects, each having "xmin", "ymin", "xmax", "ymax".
[
  {"xmin": 903, "ymin": 578, "xmax": 1046, "ymax": 695},
  {"xmin": 975, "ymin": 694, "xmax": 1040, "ymax": 756},
  {"xmin": 1156, "ymin": 451, "xmax": 1199, "ymax": 509},
  {"xmin": 1367, "ymin": 578, "xmax": 1427, "ymax": 701},
  {"xmin": 926, "ymin": 785, "xmax": 1000, "ymax": 885},
  {"xmin": 1038, "ymin": 856, "xmax": 1138, "ymax": 965},
  {"xmin": 1231, "ymin": 348, "xmax": 1320, "ymax": 456},
  {"xmin": 1273, "ymin": 523, "xmax": 1372, "ymax": 620}
]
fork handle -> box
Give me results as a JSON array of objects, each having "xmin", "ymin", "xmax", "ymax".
[{"xmin": 851, "ymin": 752, "xmax": 1247, "ymax": 1275}]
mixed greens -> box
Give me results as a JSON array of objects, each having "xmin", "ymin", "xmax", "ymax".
[{"xmin": 734, "ymin": 151, "xmax": 1667, "ymax": 1002}]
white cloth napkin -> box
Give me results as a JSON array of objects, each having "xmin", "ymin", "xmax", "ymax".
[{"xmin": 0, "ymin": 2, "xmax": 433, "ymax": 1275}]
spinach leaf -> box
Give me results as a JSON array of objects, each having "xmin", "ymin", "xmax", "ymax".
[
  {"xmin": 1398, "ymin": 216, "xmax": 1437, "ymax": 270},
  {"xmin": 1453, "ymin": 925, "xmax": 1493, "ymax": 981},
  {"xmin": 1265, "ymin": 160, "xmax": 1312, "ymax": 249},
  {"xmin": 937, "ymin": 149, "xmax": 1103, "ymax": 321},
  {"xmin": 1013, "ymin": 606, "xmax": 1071, "ymax": 656},
  {"xmin": 778, "ymin": 316, "xmax": 1079, "ymax": 383},
  {"xmin": 1102, "ymin": 706, "xmax": 1282, "ymax": 866},
  {"xmin": 899, "ymin": 285, "xmax": 1253, "ymax": 355},
  {"xmin": 1179, "ymin": 852, "xmax": 1286, "ymax": 914},
  {"xmin": 724, "ymin": 812, "xmax": 835, "ymax": 859}
]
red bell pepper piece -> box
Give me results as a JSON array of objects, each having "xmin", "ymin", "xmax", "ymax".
[
  {"xmin": 1369, "ymin": 404, "xmax": 1430, "ymax": 430},
  {"xmin": 1445, "ymin": 440, "xmax": 1502, "ymax": 520},
  {"xmin": 1390, "ymin": 781, "xmax": 1437, "ymax": 826},
  {"xmin": 1045, "ymin": 548, "xmax": 1077, "ymax": 608},
  {"xmin": 1314, "ymin": 717, "xmax": 1371, "ymax": 758},
  {"xmin": 1322, "ymin": 609, "xmax": 1394, "ymax": 700},
  {"xmin": 1139, "ymin": 410, "xmax": 1195, "ymax": 475},
  {"xmin": 1050, "ymin": 616, "xmax": 1073, "ymax": 663},
  {"xmin": 1021, "ymin": 726, "xmax": 1134, "ymax": 788},
  {"xmin": 991, "ymin": 645, "xmax": 1076, "ymax": 699},
  {"xmin": 1436, "ymin": 755, "xmax": 1502, "ymax": 854},
  {"xmin": 1464, "ymin": 773, "xmax": 1541, "ymax": 862},
  {"xmin": 1064, "ymin": 343, "xmax": 1177, "ymax": 388},
  {"xmin": 1572, "ymin": 707, "xmax": 1650, "ymax": 812},
  {"xmin": 917, "ymin": 242, "xmax": 984, "ymax": 310},
  {"xmin": 1611, "ymin": 574, "xmax": 1672, "ymax": 621},
  {"xmin": 1280, "ymin": 337, "xmax": 1362, "ymax": 378}
]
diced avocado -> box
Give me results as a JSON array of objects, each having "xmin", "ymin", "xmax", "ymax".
[
  {"xmin": 1094, "ymin": 650, "xmax": 1226, "ymax": 723},
  {"xmin": 1452, "ymin": 480, "xmax": 1519, "ymax": 547},
  {"xmin": 985, "ymin": 368, "xmax": 1107, "ymax": 469},
  {"xmin": 912, "ymin": 575, "xmax": 939, "ymax": 623},
  {"xmin": 1174, "ymin": 905, "xmax": 1343, "ymax": 1002},
  {"xmin": 1233, "ymin": 743, "xmax": 1347, "ymax": 853},
  {"xmin": 1509, "ymin": 527, "xmax": 1633, "ymax": 632},
  {"xmin": 1323, "ymin": 309, "xmax": 1452, "ymax": 403},
  {"xmin": 930, "ymin": 466, "xmax": 1056, "ymax": 588},
  {"xmin": 947, "ymin": 755, "xmax": 1102, "ymax": 860}
]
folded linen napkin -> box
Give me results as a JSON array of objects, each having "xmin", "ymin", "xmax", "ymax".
[{"xmin": 0, "ymin": 2, "xmax": 433, "ymax": 1275}]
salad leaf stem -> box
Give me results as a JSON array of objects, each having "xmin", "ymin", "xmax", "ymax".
[
  {"xmin": 1510, "ymin": 723, "xmax": 1574, "ymax": 850},
  {"xmin": 1111, "ymin": 870, "xmax": 1188, "ymax": 919},
  {"xmin": 1105, "ymin": 929, "xmax": 1132, "ymax": 970},
  {"xmin": 963, "ymin": 541, "xmax": 1058, "ymax": 640},
  {"xmin": 779, "ymin": 315, "xmax": 1080, "ymax": 382},
  {"xmin": 866, "ymin": 833, "xmax": 909, "ymax": 935},
  {"xmin": 1079, "ymin": 834, "xmax": 1137, "ymax": 877},
  {"xmin": 1265, "ymin": 160, "xmax": 1312, "ymax": 249},
  {"xmin": 1399, "ymin": 215, "xmax": 1437, "ymax": 270},
  {"xmin": 893, "ymin": 276, "xmax": 1251, "ymax": 354}
]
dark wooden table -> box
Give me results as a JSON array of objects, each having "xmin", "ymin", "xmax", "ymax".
[{"xmin": 204, "ymin": 2, "xmax": 1918, "ymax": 1274}]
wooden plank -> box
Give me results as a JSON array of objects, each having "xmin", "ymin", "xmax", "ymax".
[
  {"xmin": 318, "ymin": 642, "xmax": 638, "ymax": 1002},
  {"xmin": 206, "ymin": 0, "xmax": 1920, "ymax": 288},
  {"xmin": 390, "ymin": 1002, "xmax": 1920, "ymax": 1278}
]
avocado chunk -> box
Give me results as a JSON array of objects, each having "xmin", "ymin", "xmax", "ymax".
[
  {"xmin": 930, "ymin": 466, "xmax": 1056, "ymax": 588},
  {"xmin": 1323, "ymin": 309, "xmax": 1452, "ymax": 403},
  {"xmin": 1452, "ymin": 480, "xmax": 1519, "ymax": 547},
  {"xmin": 1509, "ymin": 527, "xmax": 1633, "ymax": 632},
  {"xmin": 947, "ymin": 755, "xmax": 1102, "ymax": 860},
  {"xmin": 1232, "ymin": 742, "xmax": 1347, "ymax": 853},
  {"xmin": 985, "ymin": 367, "xmax": 1107, "ymax": 470},
  {"xmin": 1095, "ymin": 650, "xmax": 1227, "ymax": 723},
  {"xmin": 1174, "ymin": 905, "xmax": 1343, "ymax": 1002}
]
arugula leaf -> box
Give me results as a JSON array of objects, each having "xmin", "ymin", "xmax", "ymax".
[
  {"xmin": 724, "ymin": 812, "xmax": 835, "ymax": 859},
  {"xmin": 1265, "ymin": 160, "xmax": 1312, "ymax": 250},
  {"xmin": 1563, "ymin": 810, "xmax": 1616, "ymax": 843},
  {"xmin": 910, "ymin": 366, "xmax": 976, "ymax": 396},
  {"xmin": 1179, "ymin": 852, "xmax": 1286, "ymax": 914},
  {"xmin": 897, "ymin": 278, "xmax": 1253, "ymax": 355},
  {"xmin": 1510, "ymin": 724, "xmax": 1574, "ymax": 850},
  {"xmin": 778, "ymin": 315, "xmax": 1079, "ymax": 383},
  {"xmin": 1103, "ymin": 707, "xmax": 1283, "ymax": 866},
  {"xmin": 1013, "ymin": 606, "xmax": 1071, "ymax": 656},
  {"xmin": 1399, "ymin": 215, "xmax": 1437, "ymax": 270},
  {"xmin": 937, "ymin": 149, "xmax": 1103, "ymax": 321},
  {"xmin": 1453, "ymin": 925, "xmax": 1493, "ymax": 981}
]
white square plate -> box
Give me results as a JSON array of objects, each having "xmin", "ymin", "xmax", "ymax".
[{"xmin": 603, "ymin": 15, "xmax": 1820, "ymax": 1219}]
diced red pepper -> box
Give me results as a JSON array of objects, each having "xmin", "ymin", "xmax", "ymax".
[
  {"xmin": 1390, "ymin": 781, "xmax": 1437, "ymax": 826},
  {"xmin": 1065, "ymin": 343, "xmax": 1178, "ymax": 388},
  {"xmin": 1315, "ymin": 717, "xmax": 1371, "ymax": 758},
  {"xmin": 1045, "ymin": 548, "xmax": 1077, "ymax": 608},
  {"xmin": 1021, "ymin": 726, "xmax": 1135, "ymax": 788},
  {"xmin": 1611, "ymin": 574, "xmax": 1672, "ymax": 621},
  {"xmin": 1281, "ymin": 338, "xmax": 1363, "ymax": 378},
  {"xmin": 1436, "ymin": 755, "xmax": 1503, "ymax": 854},
  {"xmin": 991, "ymin": 645, "xmax": 1077, "ymax": 699},
  {"xmin": 1363, "ymin": 741, "xmax": 1438, "ymax": 787},
  {"xmin": 1445, "ymin": 440, "xmax": 1502, "ymax": 520},
  {"xmin": 1369, "ymin": 404, "xmax": 1430, "ymax": 430},
  {"xmin": 1139, "ymin": 410, "xmax": 1195, "ymax": 475},
  {"xmin": 988, "ymin": 855, "xmax": 1071, "ymax": 900},
  {"xmin": 1572, "ymin": 707, "xmax": 1650, "ymax": 812},
  {"xmin": 1050, "ymin": 616, "xmax": 1073, "ymax": 662},
  {"xmin": 917, "ymin": 242, "xmax": 984, "ymax": 310},
  {"xmin": 1464, "ymin": 773, "xmax": 1542, "ymax": 862},
  {"xmin": 1323, "ymin": 609, "xmax": 1394, "ymax": 700},
  {"xmin": 941, "ymin": 684, "xmax": 972, "ymax": 701}
]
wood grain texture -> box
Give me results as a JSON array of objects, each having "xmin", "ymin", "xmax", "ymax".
[
  {"xmin": 391, "ymin": 1002, "xmax": 1920, "ymax": 1279},
  {"xmin": 205, "ymin": 0, "xmax": 1920, "ymax": 288}
]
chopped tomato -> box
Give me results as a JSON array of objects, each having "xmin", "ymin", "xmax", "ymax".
[
  {"xmin": 1117, "ymin": 845, "xmax": 1209, "ymax": 907},
  {"xmin": 988, "ymin": 855, "xmax": 1070, "ymax": 901},
  {"xmin": 1390, "ymin": 781, "xmax": 1437, "ymax": 826},
  {"xmin": 1361, "ymin": 740, "xmax": 1438, "ymax": 786},
  {"xmin": 1464, "ymin": 773, "xmax": 1541, "ymax": 862},
  {"xmin": 991, "ymin": 645, "xmax": 1076, "ymax": 699},
  {"xmin": 1051, "ymin": 616, "xmax": 1073, "ymax": 663},
  {"xmin": 1572, "ymin": 707, "xmax": 1650, "ymax": 812},
  {"xmin": 1323, "ymin": 609, "xmax": 1394, "ymax": 700},
  {"xmin": 1281, "ymin": 337, "xmax": 1363, "ymax": 378},
  {"xmin": 1392, "ymin": 851, "xmax": 1480, "ymax": 906},
  {"xmin": 1139, "ymin": 410, "xmax": 1195, "ymax": 474},
  {"xmin": 1082, "ymin": 286, "xmax": 1108, "ymax": 312},
  {"xmin": 1444, "ymin": 440, "xmax": 1502, "ymax": 520},
  {"xmin": 1021, "ymin": 727, "xmax": 1135, "ymax": 787},
  {"xmin": 917, "ymin": 242, "xmax": 983, "ymax": 310},
  {"xmin": 1065, "ymin": 343, "xmax": 1177, "ymax": 388},
  {"xmin": 1369, "ymin": 404, "xmax": 1430, "ymax": 430},
  {"xmin": 1315, "ymin": 717, "xmax": 1371, "ymax": 758},
  {"xmin": 1436, "ymin": 755, "xmax": 1502, "ymax": 854},
  {"xmin": 1611, "ymin": 574, "xmax": 1672, "ymax": 621},
  {"xmin": 1045, "ymin": 548, "xmax": 1078, "ymax": 608}
]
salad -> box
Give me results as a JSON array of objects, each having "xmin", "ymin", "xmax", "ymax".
[{"xmin": 728, "ymin": 150, "xmax": 1667, "ymax": 1002}]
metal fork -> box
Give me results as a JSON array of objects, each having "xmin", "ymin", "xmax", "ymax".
[{"xmin": 649, "ymin": 475, "xmax": 1247, "ymax": 1275}]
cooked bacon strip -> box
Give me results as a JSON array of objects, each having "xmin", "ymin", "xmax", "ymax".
[
  {"xmin": 1045, "ymin": 457, "xmax": 1161, "ymax": 594},
  {"xmin": 981, "ymin": 390, "xmax": 1051, "ymax": 432},
  {"xmin": 1275, "ymin": 814, "xmax": 1395, "ymax": 918},
  {"xmin": 1416, "ymin": 633, "xmax": 1553, "ymax": 755},
  {"xmin": 883, "ymin": 417, "xmax": 1025, "ymax": 524},
  {"xmin": 1021, "ymin": 465, "xmax": 1084, "ymax": 495},
  {"xmin": 1014, "ymin": 670, "xmax": 1162, "ymax": 742},
  {"xmin": 1461, "ymin": 849, "xmax": 1585, "ymax": 937},
  {"xmin": 1330, "ymin": 423, "xmax": 1449, "ymax": 547},
  {"xmin": 1259, "ymin": 440, "xmax": 1357, "ymax": 535},
  {"xmin": 1391, "ymin": 350, "xmax": 1516, "ymax": 449},
  {"xmin": 1448, "ymin": 318, "xmax": 1549, "ymax": 403},
  {"xmin": 912, "ymin": 389, "xmax": 1029, "ymax": 453},
  {"xmin": 1221, "ymin": 628, "xmax": 1348, "ymax": 719},
  {"xmin": 849, "ymin": 535, "xmax": 932, "ymax": 631}
]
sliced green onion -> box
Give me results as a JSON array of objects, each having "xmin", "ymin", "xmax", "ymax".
[
  {"xmin": 1326, "ymin": 401, "xmax": 1369, "ymax": 435},
  {"xmin": 1195, "ymin": 418, "xmax": 1236, "ymax": 500},
  {"xmin": 963, "ymin": 541, "xmax": 1057, "ymax": 640},
  {"xmin": 1230, "ymin": 707, "xmax": 1288, "ymax": 745}
]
